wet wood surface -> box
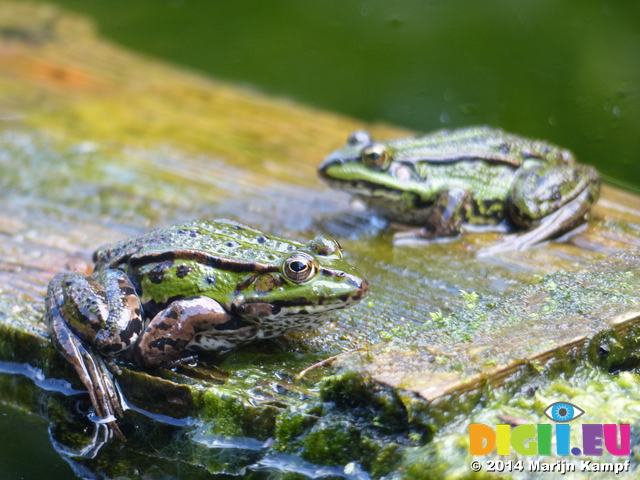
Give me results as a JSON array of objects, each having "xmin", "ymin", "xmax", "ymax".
[{"xmin": 1, "ymin": 1, "xmax": 640, "ymax": 418}]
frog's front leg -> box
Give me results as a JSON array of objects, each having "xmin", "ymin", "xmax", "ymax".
[
  {"xmin": 45, "ymin": 269, "xmax": 143, "ymax": 439},
  {"xmin": 131, "ymin": 296, "xmax": 255, "ymax": 368},
  {"xmin": 394, "ymin": 188, "xmax": 471, "ymax": 240}
]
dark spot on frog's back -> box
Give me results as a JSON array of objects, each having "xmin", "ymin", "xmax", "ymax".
[
  {"xmin": 226, "ymin": 240, "xmax": 241, "ymax": 248},
  {"xmin": 176, "ymin": 264, "xmax": 192, "ymax": 278},
  {"xmin": 257, "ymin": 235, "xmax": 268, "ymax": 244},
  {"xmin": 178, "ymin": 228, "xmax": 201, "ymax": 238},
  {"xmin": 149, "ymin": 261, "xmax": 173, "ymax": 284}
]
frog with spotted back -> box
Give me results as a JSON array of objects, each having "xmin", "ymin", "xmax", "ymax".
[
  {"xmin": 318, "ymin": 126, "xmax": 600, "ymax": 253},
  {"xmin": 45, "ymin": 219, "xmax": 368, "ymax": 437}
]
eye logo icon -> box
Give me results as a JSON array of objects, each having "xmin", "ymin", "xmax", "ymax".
[{"xmin": 544, "ymin": 402, "xmax": 584, "ymax": 422}]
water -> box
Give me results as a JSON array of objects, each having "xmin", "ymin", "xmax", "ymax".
[
  {"xmin": 0, "ymin": 376, "xmax": 79, "ymax": 480},
  {"xmin": 24, "ymin": 0, "xmax": 640, "ymax": 191},
  {"xmin": 0, "ymin": 403, "xmax": 78, "ymax": 480}
]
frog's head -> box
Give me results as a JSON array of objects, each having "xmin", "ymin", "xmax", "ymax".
[
  {"xmin": 230, "ymin": 236, "xmax": 368, "ymax": 332},
  {"xmin": 318, "ymin": 131, "xmax": 432, "ymax": 222}
]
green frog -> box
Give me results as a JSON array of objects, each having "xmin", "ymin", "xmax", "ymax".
[
  {"xmin": 45, "ymin": 219, "xmax": 368, "ymax": 437},
  {"xmin": 318, "ymin": 126, "xmax": 600, "ymax": 253}
]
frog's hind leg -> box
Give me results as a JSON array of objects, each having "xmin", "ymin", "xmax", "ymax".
[
  {"xmin": 507, "ymin": 163, "xmax": 600, "ymax": 232},
  {"xmin": 132, "ymin": 296, "xmax": 245, "ymax": 368},
  {"xmin": 479, "ymin": 182, "xmax": 599, "ymax": 256},
  {"xmin": 46, "ymin": 278, "xmax": 126, "ymax": 440}
]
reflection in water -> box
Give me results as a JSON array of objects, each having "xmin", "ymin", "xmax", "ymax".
[
  {"xmin": 0, "ymin": 360, "xmax": 370, "ymax": 479},
  {"xmin": 0, "ymin": 361, "xmax": 83, "ymax": 395}
]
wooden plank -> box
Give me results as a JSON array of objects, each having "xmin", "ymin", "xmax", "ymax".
[
  {"xmin": 346, "ymin": 249, "xmax": 640, "ymax": 408},
  {"xmin": 1, "ymin": 0, "xmax": 640, "ymax": 434}
]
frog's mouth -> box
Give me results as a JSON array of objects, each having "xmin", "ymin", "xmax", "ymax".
[
  {"xmin": 319, "ymin": 162, "xmax": 435, "ymax": 223},
  {"xmin": 231, "ymin": 277, "xmax": 369, "ymax": 323},
  {"xmin": 318, "ymin": 158, "xmax": 416, "ymax": 200}
]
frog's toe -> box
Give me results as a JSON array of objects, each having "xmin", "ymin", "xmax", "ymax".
[
  {"xmin": 80, "ymin": 344, "xmax": 125, "ymax": 418},
  {"xmin": 77, "ymin": 342, "xmax": 127, "ymax": 440}
]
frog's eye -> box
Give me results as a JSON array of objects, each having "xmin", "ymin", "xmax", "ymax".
[
  {"xmin": 283, "ymin": 253, "xmax": 319, "ymax": 283},
  {"xmin": 308, "ymin": 236, "xmax": 343, "ymax": 258},
  {"xmin": 361, "ymin": 144, "xmax": 391, "ymax": 170},
  {"xmin": 347, "ymin": 130, "xmax": 372, "ymax": 146}
]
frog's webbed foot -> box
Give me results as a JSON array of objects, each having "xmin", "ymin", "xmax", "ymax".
[
  {"xmin": 478, "ymin": 187, "xmax": 596, "ymax": 257},
  {"xmin": 48, "ymin": 305, "xmax": 126, "ymax": 440},
  {"xmin": 393, "ymin": 188, "xmax": 471, "ymax": 242}
]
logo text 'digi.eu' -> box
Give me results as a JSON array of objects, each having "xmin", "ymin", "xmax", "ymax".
[
  {"xmin": 469, "ymin": 424, "xmax": 630, "ymax": 456},
  {"xmin": 469, "ymin": 402, "xmax": 630, "ymax": 457}
]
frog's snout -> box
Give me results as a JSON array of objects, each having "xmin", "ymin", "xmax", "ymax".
[
  {"xmin": 351, "ymin": 277, "xmax": 369, "ymax": 303},
  {"xmin": 317, "ymin": 154, "xmax": 342, "ymax": 177}
]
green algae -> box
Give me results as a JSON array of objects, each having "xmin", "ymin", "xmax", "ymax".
[{"xmin": 394, "ymin": 367, "xmax": 640, "ymax": 480}]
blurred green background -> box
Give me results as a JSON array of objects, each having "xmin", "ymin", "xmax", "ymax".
[{"xmin": 26, "ymin": 0, "xmax": 640, "ymax": 191}]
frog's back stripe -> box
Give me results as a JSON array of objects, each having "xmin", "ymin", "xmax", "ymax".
[
  {"xmin": 126, "ymin": 249, "xmax": 280, "ymax": 274},
  {"xmin": 399, "ymin": 152, "xmax": 521, "ymax": 167}
]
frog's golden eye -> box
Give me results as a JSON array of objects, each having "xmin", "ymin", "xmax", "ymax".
[
  {"xmin": 361, "ymin": 144, "xmax": 391, "ymax": 170},
  {"xmin": 283, "ymin": 253, "xmax": 319, "ymax": 283}
]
